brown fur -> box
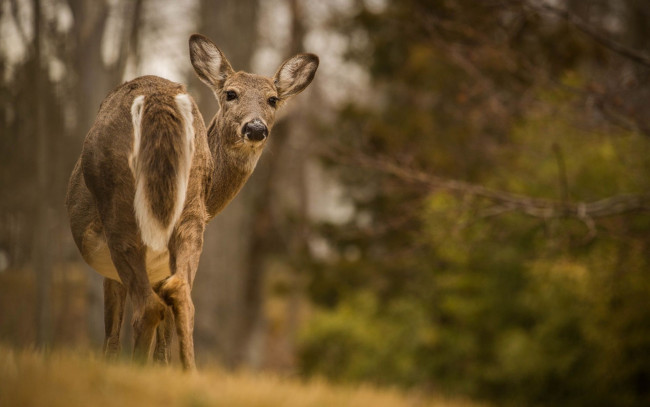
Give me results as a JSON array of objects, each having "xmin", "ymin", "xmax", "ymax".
[{"xmin": 66, "ymin": 34, "xmax": 318, "ymax": 370}]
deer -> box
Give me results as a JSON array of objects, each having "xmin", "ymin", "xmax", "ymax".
[{"xmin": 65, "ymin": 34, "xmax": 318, "ymax": 370}]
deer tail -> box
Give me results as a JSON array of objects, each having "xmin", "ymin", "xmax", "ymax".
[{"xmin": 129, "ymin": 93, "xmax": 195, "ymax": 251}]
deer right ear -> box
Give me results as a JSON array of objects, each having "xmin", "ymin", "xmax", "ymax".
[{"xmin": 189, "ymin": 34, "xmax": 234, "ymax": 92}]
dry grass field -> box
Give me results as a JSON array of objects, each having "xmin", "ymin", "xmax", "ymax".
[{"xmin": 0, "ymin": 345, "xmax": 482, "ymax": 407}]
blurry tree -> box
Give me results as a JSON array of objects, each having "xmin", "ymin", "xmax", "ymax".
[
  {"xmin": 298, "ymin": 1, "xmax": 650, "ymax": 406},
  {"xmin": 32, "ymin": 0, "xmax": 51, "ymax": 346},
  {"xmin": 0, "ymin": 0, "xmax": 142, "ymax": 346}
]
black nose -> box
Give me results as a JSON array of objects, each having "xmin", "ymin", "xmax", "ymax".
[{"xmin": 242, "ymin": 119, "xmax": 268, "ymax": 142}]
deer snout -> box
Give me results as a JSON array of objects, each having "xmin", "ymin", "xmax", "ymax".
[{"xmin": 242, "ymin": 119, "xmax": 268, "ymax": 142}]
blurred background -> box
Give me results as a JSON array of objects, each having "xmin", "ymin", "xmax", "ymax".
[{"xmin": 1, "ymin": 0, "xmax": 650, "ymax": 405}]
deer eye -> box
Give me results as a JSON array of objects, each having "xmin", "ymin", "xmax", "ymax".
[
  {"xmin": 225, "ymin": 90, "xmax": 238, "ymax": 101},
  {"xmin": 268, "ymin": 96, "xmax": 279, "ymax": 108}
]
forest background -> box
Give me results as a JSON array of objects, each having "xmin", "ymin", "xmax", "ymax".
[{"xmin": 1, "ymin": 1, "xmax": 650, "ymax": 406}]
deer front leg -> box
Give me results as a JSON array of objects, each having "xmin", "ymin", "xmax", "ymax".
[
  {"xmin": 103, "ymin": 277, "xmax": 126, "ymax": 360},
  {"xmin": 160, "ymin": 275, "xmax": 195, "ymax": 370},
  {"xmin": 152, "ymin": 302, "xmax": 174, "ymax": 364},
  {"xmin": 160, "ymin": 220, "xmax": 204, "ymax": 370}
]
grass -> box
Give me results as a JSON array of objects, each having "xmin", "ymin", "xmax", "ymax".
[{"xmin": 0, "ymin": 345, "xmax": 482, "ymax": 407}]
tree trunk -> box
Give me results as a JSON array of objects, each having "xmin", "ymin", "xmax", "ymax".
[
  {"xmin": 190, "ymin": 0, "xmax": 260, "ymax": 368},
  {"xmin": 33, "ymin": 0, "xmax": 53, "ymax": 347}
]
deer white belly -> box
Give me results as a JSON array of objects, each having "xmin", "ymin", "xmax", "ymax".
[{"xmin": 83, "ymin": 231, "xmax": 171, "ymax": 284}]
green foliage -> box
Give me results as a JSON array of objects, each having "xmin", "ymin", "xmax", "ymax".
[
  {"xmin": 299, "ymin": 292, "xmax": 430, "ymax": 386},
  {"xmin": 299, "ymin": 1, "xmax": 650, "ymax": 406}
]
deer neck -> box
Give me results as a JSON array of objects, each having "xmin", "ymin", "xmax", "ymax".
[{"xmin": 204, "ymin": 114, "xmax": 263, "ymax": 219}]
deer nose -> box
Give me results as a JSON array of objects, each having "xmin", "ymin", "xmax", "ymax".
[{"xmin": 242, "ymin": 119, "xmax": 268, "ymax": 142}]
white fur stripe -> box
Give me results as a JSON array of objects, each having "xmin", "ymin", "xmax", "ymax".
[
  {"xmin": 129, "ymin": 95, "xmax": 145, "ymax": 174},
  {"xmin": 169, "ymin": 93, "xmax": 195, "ymax": 235}
]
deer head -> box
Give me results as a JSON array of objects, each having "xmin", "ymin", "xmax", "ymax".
[{"xmin": 189, "ymin": 34, "xmax": 319, "ymax": 151}]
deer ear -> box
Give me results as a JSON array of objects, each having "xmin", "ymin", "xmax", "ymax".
[
  {"xmin": 189, "ymin": 34, "xmax": 234, "ymax": 91},
  {"xmin": 273, "ymin": 53, "xmax": 319, "ymax": 99}
]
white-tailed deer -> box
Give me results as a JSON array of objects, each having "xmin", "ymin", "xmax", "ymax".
[{"xmin": 66, "ymin": 34, "xmax": 318, "ymax": 370}]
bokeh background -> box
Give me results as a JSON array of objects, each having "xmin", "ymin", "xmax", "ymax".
[{"xmin": 2, "ymin": 0, "xmax": 650, "ymax": 406}]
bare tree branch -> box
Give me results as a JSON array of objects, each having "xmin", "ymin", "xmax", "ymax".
[
  {"xmin": 327, "ymin": 146, "xmax": 650, "ymax": 222},
  {"xmin": 526, "ymin": 2, "xmax": 650, "ymax": 69},
  {"xmin": 414, "ymin": 2, "xmax": 650, "ymax": 135}
]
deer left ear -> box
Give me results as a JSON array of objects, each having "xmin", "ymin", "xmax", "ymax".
[{"xmin": 273, "ymin": 53, "xmax": 319, "ymax": 100}]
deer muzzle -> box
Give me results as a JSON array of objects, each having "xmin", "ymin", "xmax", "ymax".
[{"xmin": 242, "ymin": 119, "xmax": 268, "ymax": 142}]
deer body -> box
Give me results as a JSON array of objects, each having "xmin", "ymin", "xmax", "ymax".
[{"xmin": 66, "ymin": 35, "xmax": 318, "ymax": 369}]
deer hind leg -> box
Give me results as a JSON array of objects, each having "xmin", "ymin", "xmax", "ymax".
[
  {"xmin": 107, "ymin": 239, "xmax": 166, "ymax": 364},
  {"xmin": 159, "ymin": 220, "xmax": 204, "ymax": 370},
  {"xmin": 152, "ymin": 296, "xmax": 174, "ymax": 364},
  {"xmin": 103, "ymin": 277, "xmax": 126, "ymax": 360}
]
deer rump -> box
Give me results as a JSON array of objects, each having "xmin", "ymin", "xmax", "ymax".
[
  {"xmin": 129, "ymin": 93, "xmax": 195, "ymax": 252},
  {"xmin": 81, "ymin": 89, "xmax": 195, "ymax": 285}
]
